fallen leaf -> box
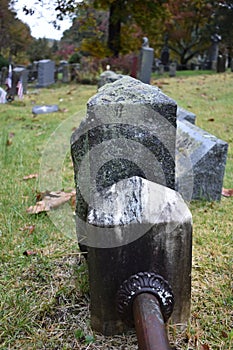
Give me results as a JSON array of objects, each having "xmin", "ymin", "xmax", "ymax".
[
  {"xmin": 222, "ymin": 188, "xmax": 233, "ymax": 197},
  {"xmin": 27, "ymin": 190, "xmax": 76, "ymax": 214},
  {"xmin": 207, "ymin": 118, "xmax": 215, "ymax": 122},
  {"xmin": 20, "ymin": 224, "xmax": 35, "ymax": 234},
  {"xmin": 200, "ymin": 343, "xmax": 210, "ymax": 350},
  {"xmin": 23, "ymin": 173, "xmax": 38, "ymax": 180},
  {"xmin": 23, "ymin": 250, "xmax": 37, "ymax": 256}
]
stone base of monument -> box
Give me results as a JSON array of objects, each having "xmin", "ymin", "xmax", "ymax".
[
  {"xmin": 81, "ymin": 176, "xmax": 192, "ymax": 335},
  {"xmin": 176, "ymin": 120, "xmax": 228, "ymax": 201}
]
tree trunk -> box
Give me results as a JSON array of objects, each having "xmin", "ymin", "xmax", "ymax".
[{"xmin": 108, "ymin": 1, "xmax": 121, "ymax": 57}]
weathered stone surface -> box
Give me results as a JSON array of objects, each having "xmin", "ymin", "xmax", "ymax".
[
  {"xmin": 98, "ymin": 70, "xmax": 124, "ymax": 88},
  {"xmin": 176, "ymin": 120, "xmax": 228, "ymax": 201},
  {"xmin": 37, "ymin": 59, "xmax": 55, "ymax": 87},
  {"xmin": 71, "ymin": 76, "xmax": 177, "ymax": 232},
  {"xmin": 177, "ymin": 106, "xmax": 196, "ymax": 124},
  {"xmin": 84, "ymin": 176, "xmax": 192, "ymax": 334}
]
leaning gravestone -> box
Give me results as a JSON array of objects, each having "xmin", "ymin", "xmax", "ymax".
[
  {"xmin": 37, "ymin": 59, "xmax": 55, "ymax": 87},
  {"xmin": 71, "ymin": 76, "xmax": 177, "ymax": 227},
  {"xmin": 71, "ymin": 76, "xmax": 192, "ymax": 335},
  {"xmin": 176, "ymin": 119, "xmax": 228, "ymax": 201},
  {"xmin": 177, "ymin": 106, "xmax": 196, "ymax": 124}
]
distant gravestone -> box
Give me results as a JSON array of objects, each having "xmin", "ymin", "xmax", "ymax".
[
  {"xmin": 98, "ymin": 70, "xmax": 124, "ymax": 88},
  {"xmin": 158, "ymin": 64, "xmax": 164, "ymax": 75},
  {"xmin": 217, "ymin": 55, "xmax": 226, "ymax": 73},
  {"xmin": 177, "ymin": 106, "xmax": 196, "ymax": 124},
  {"xmin": 169, "ymin": 62, "xmax": 176, "ymax": 77},
  {"xmin": 176, "ymin": 119, "xmax": 228, "ymax": 201},
  {"xmin": 37, "ymin": 59, "xmax": 55, "ymax": 87},
  {"xmin": 13, "ymin": 67, "xmax": 28, "ymax": 94},
  {"xmin": 138, "ymin": 38, "xmax": 154, "ymax": 84},
  {"xmin": 62, "ymin": 64, "xmax": 70, "ymax": 83}
]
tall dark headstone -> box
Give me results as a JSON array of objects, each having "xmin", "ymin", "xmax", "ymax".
[{"xmin": 37, "ymin": 59, "xmax": 55, "ymax": 87}]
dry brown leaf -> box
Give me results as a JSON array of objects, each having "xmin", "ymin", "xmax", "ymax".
[
  {"xmin": 20, "ymin": 224, "xmax": 36, "ymax": 235},
  {"xmin": 200, "ymin": 343, "xmax": 210, "ymax": 350},
  {"xmin": 27, "ymin": 190, "xmax": 76, "ymax": 214},
  {"xmin": 23, "ymin": 173, "xmax": 38, "ymax": 180},
  {"xmin": 222, "ymin": 188, "xmax": 233, "ymax": 197}
]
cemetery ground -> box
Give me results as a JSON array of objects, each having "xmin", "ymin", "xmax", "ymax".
[{"xmin": 0, "ymin": 73, "xmax": 232, "ymax": 350}]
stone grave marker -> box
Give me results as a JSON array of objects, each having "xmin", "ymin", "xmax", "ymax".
[
  {"xmin": 37, "ymin": 59, "xmax": 55, "ymax": 87},
  {"xmin": 177, "ymin": 106, "xmax": 196, "ymax": 124},
  {"xmin": 176, "ymin": 119, "xmax": 228, "ymax": 201},
  {"xmin": 71, "ymin": 76, "xmax": 193, "ymax": 335},
  {"xmin": 138, "ymin": 38, "xmax": 154, "ymax": 84},
  {"xmin": 13, "ymin": 66, "xmax": 28, "ymax": 94}
]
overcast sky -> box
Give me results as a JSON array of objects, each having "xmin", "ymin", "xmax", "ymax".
[{"xmin": 13, "ymin": 0, "xmax": 72, "ymax": 40}]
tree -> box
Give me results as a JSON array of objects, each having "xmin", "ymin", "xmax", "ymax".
[
  {"xmin": 15, "ymin": 0, "xmax": 167, "ymax": 57},
  {"xmin": 27, "ymin": 38, "xmax": 53, "ymax": 62},
  {"xmin": 163, "ymin": 0, "xmax": 217, "ymax": 66},
  {"xmin": 0, "ymin": 0, "xmax": 33, "ymax": 61}
]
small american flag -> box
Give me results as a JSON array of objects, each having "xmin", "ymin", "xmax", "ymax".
[
  {"xmin": 17, "ymin": 77, "xmax": 23, "ymax": 99},
  {"xmin": 6, "ymin": 64, "xmax": 12, "ymax": 89}
]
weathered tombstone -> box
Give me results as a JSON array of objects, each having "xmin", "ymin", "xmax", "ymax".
[
  {"xmin": 138, "ymin": 37, "xmax": 154, "ymax": 84},
  {"xmin": 217, "ymin": 54, "xmax": 226, "ymax": 73},
  {"xmin": 87, "ymin": 177, "xmax": 192, "ymax": 334},
  {"xmin": 158, "ymin": 63, "xmax": 164, "ymax": 75},
  {"xmin": 71, "ymin": 76, "xmax": 192, "ymax": 335},
  {"xmin": 37, "ymin": 59, "xmax": 55, "ymax": 87},
  {"xmin": 98, "ymin": 70, "xmax": 124, "ymax": 88},
  {"xmin": 62, "ymin": 64, "xmax": 70, "ymax": 83},
  {"xmin": 169, "ymin": 62, "xmax": 176, "ymax": 77},
  {"xmin": 177, "ymin": 106, "xmax": 196, "ymax": 124},
  {"xmin": 176, "ymin": 119, "xmax": 228, "ymax": 201},
  {"xmin": 13, "ymin": 67, "xmax": 28, "ymax": 94}
]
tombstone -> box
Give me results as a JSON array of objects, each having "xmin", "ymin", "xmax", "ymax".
[
  {"xmin": 177, "ymin": 106, "xmax": 196, "ymax": 124},
  {"xmin": 176, "ymin": 119, "xmax": 228, "ymax": 201},
  {"xmin": 158, "ymin": 63, "xmax": 164, "ymax": 75},
  {"xmin": 217, "ymin": 54, "xmax": 226, "ymax": 73},
  {"xmin": 160, "ymin": 34, "xmax": 170, "ymax": 71},
  {"xmin": 37, "ymin": 59, "xmax": 55, "ymax": 87},
  {"xmin": 13, "ymin": 67, "xmax": 28, "ymax": 94},
  {"xmin": 169, "ymin": 62, "xmax": 176, "ymax": 77},
  {"xmin": 138, "ymin": 37, "xmax": 154, "ymax": 84},
  {"xmin": 71, "ymin": 77, "xmax": 193, "ymax": 335},
  {"xmin": 86, "ymin": 176, "xmax": 192, "ymax": 334},
  {"xmin": 62, "ymin": 64, "xmax": 70, "ymax": 83},
  {"xmin": 98, "ymin": 70, "xmax": 124, "ymax": 88}
]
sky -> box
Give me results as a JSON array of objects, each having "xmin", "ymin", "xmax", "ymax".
[{"xmin": 13, "ymin": 0, "xmax": 72, "ymax": 40}]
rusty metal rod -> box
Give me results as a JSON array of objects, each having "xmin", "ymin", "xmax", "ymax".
[{"xmin": 133, "ymin": 293, "xmax": 171, "ymax": 350}]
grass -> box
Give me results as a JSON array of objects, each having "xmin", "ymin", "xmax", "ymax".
[{"xmin": 0, "ymin": 73, "xmax": 232, "ymax": 349}]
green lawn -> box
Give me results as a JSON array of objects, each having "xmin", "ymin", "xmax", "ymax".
[{"xmin": 0, "ymin": 74, "xmax": 232, "ymax": 349}]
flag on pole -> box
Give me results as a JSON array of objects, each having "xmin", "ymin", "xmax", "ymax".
[
  {"xmin": 17, "ymin": 77, "xmax": 23, "ymax": 99},
  {"xmin": 6, "ymin": 64, "xmax": 12, "ymax": 89}
]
